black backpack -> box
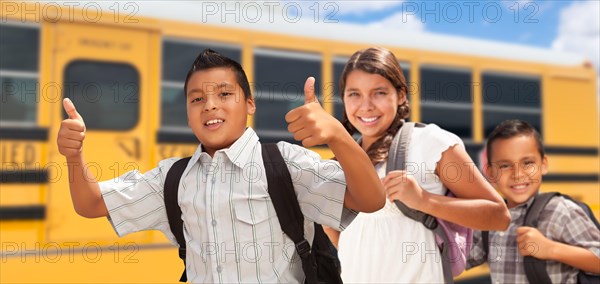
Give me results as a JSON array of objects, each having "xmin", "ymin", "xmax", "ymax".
[
  {"xmin": 163, "ymin": 143, "xmax": 343, "ymax": 283},
  {"xmin": 482, "ymin": 192, "xmax": 600, "ymax": 284}
]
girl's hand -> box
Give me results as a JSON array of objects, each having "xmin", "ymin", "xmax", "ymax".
[
  {"xmin": 516, "ymin": 226, "xmax": 555, "ymax": 260},
  {"xmin": 285, "ymin": 77, "xmax": 346, "ymax": 147},
  {"xmin": 382, "ymin": 170, "xmax": 427, "ymax": 210}
]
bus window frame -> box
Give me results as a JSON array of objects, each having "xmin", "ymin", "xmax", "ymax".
[
  {"xmin": 419, "ymin": 64, "xmax": 474, "ymax": 141},
  {"xmin": 0, "ymin": 21, "xmax": 40, "ymax": 127},
  {"xmin": 481, "ymin": 70, "xmax": 542, "ymax": 137},
  {"xmin": 252, "ymin": 47, "xmax": 323, "ymax": 142}
]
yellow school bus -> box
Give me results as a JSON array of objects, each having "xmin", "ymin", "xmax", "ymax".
[{"xmin": 1, "ymin": 2, "xmax": 598, "ymax": 283}]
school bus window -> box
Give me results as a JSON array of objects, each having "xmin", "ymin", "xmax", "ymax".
[
  {"xmin": 0, "ymin": 24, "xmax": 39, "ymax": 72},
  {"xmin": 162, "ymin": 40, "xmax": 241, "ymax": 83},
  {"xmin": 253, "ymin": 49, "xmax": 322, "ymax": 141},
  {"xmin": 332, "ymin": 58, "xmax": 347, "ymax": 121},
  {"xmin": 420, "ymin": 66, "xmax": 473, "ymax": 139},
  {"xmin": 161, "ymin": 83, "xmax": 187, "ymax": 128},
  {"xmin": 1, "ymin": 77, "xmax": 38, "ymax": 123},
  {"xmin": 483, "ymin": 73, "xmax": 541, "ymax": 136},
  {"xmin": 63, "ymin": 61, "xmax": 139, "ymax": 130},
  {"xmin": 0, "ymin": 23, "xmax": 39, "ymax": 125},
  {"xmin": 161, "ymin": 40, "xmax": 241, "ymax": 128}
]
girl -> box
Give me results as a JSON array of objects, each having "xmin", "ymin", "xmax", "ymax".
[{"xmin": 326, "ymin": 47, "xmax": 511, "ymax": 283}]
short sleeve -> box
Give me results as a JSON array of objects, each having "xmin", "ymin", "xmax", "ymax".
[
  {"xmin": 99, "ymin": 158, "xmax": 179, "ymax": 244},
  {"xmin": 542, "ymin": 197, "xmax": 600, "ymax": 259},
  {"xmin": 277, "ymin": 142, "xmax": 356, "ymax": 231},
  {"xmin": 407, "ymin": 124, "xmax": 465, "ymax": 195}
]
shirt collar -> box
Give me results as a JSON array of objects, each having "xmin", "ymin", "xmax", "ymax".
[
  {"xmin": 509, "ymin": 192, "xmax": 539, "ymax": 216},
  {"xmin": 183, "ymin": 127, "xmax": 259, "ymax": 177},
  {"xmin": 222, "ymin": 127, "xmax": 259, "ymax": 168}
]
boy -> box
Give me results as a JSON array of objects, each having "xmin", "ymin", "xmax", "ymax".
[
  {"xmin": 57, "ymin": 49, "xmax": 385, "ymax": 283},
  {"xmin": 468, "ymin": 119, "xmax": 600, "ymax": 283}
]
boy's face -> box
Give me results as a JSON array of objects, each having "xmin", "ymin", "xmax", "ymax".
[
  {"xmin": 486, "ymin": 135, "xmax": 548, "ymax": 208},
  {"xmin": 186, "ymin": 67, "xmax": 255, "ymax": 157}
]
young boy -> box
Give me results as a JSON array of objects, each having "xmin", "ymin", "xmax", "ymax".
[
  {"xmin": 468, "ymin": 119, "xmax": 600, "ymax": 283},
  {"xmin": 57, "ymin": 49, "xmax": 385, "ymax": 283}
]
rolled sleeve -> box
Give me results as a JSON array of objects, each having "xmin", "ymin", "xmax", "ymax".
[
  {"xmin": 547, "ymin": 197, "xmax": 600, "ymax": 259},
  {"xmin": 278, "ymin": 142, "xmax": 356, "ymax": 231},
  {"xmin": 99, "ymin": 158, "xmax": 179, "ymax": 244}
]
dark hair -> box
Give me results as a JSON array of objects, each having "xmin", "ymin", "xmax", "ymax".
[
  {"xmin": 486, "ymin": 119, "xmax": 544, "ymax": 165},
  {"xmin": 183, "ymin": 49, "xmax": 252, "ymax": 99},
  {"xmin": 339, "ymin": 47, "xmax": 410, "ymax": 164}
]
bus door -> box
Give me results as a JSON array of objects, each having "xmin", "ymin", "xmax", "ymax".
[{"xmin": 47, "ymin": 21, "xmax": 156, "ymax": 243}]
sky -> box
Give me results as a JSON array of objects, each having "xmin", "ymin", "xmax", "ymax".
[{"xmin": 315, "ymin": 0, "xmax": 599, "ymax": 74}]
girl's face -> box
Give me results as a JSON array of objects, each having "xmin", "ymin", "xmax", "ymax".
[{"xmin": 343, "ymin": 70, "xmax": 406, "ymax": 146}]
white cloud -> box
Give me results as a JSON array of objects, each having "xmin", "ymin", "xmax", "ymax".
[
  {"xmin": 366, "ymin": 11, "xmax": 425, "ymax": 32},
  {"xmin": 334, "ymin": 1, "xmax": 404, "ymax": 16},
  {"xmin": 552, "ymin": 1, "xmax": 600, "ymax": 72}
]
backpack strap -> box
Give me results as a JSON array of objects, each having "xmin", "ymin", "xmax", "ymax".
[
  {"xmin": 261, "ymin": 143, "xmax": 319, "ymax": 284},
  {"xmin": 481, "ymin": 231, "xmax": 489, "ymax": 258},
  {"xmin": 522, "ymin": 192, "xmax": 560, "ymax": 284},
  {"xmin": 164, "ymin": 157, "xmax": 192, "ymax": 283},
  {"xmin": 387, "ymin": 122, "xmax": 454, "ymax": 283}
]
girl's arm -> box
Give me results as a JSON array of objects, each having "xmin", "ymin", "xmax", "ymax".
[
  {"xmin": 384, "ymin": 145, "xmax": 510, "ymax": 230},
  {"xmin": 424, "ymin": 145, "xmax": 510, "ymax": 230},
  {"xmin": 58, "ymin": 98, "xmax": 108, "ymax": 218}
]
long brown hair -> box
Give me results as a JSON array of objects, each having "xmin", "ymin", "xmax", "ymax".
[{"xmin": 339, "ymin": 47, "xmax": 410, "ymax": 164}]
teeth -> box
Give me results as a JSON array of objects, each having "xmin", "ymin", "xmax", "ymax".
[
  {"xmin": 512, "ymin": 184, "xmax": 527, "ymax": 189},
  {"xmin": 360, "ymin": 117, "xmax": 378, "ymax": 123},
  {"xmin": 205, "ymin": 119, "xmax": 223, "ymax": 126}
]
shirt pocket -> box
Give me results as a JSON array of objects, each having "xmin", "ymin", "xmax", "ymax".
[{"xmin": 233, "ymin": 197, "xmax": 275, "ymax": 242}]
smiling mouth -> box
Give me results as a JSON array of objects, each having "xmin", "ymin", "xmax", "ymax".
[
  {"xmin": 205, "ymin": 119, "xmax": 224, "ymax": 126},
  {"xmin": 359, "ymin": 116, "xmax": 380, "ymax": 123},
  {"xmin": 510, "ymin": 183, "xmax": 530, "ymax": 192}
]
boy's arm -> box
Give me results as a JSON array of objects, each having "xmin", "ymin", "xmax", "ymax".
[
  {"xmin": 58, "ymin": 98, "xmax": 108, "ymax": 218},
  {"xmin": 517, "ymin": 226, "xmax": 600, "ymax": 274},
  {"xmin": 285, "ymin": 77, "xmax": 385, "ymax": 213}
]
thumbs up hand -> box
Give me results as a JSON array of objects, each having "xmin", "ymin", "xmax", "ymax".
[
  {"xmin": 285, "ymin": 77, "xmax": 345, "ymax": 148},
  {"xmin": 58, "ymin": 98, "xmax": 87, "ymax": 158}
]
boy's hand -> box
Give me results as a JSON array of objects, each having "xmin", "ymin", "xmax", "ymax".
[
  {"xmin": 58, "ymin": 98, "xmax": 86, "ymax": 158},
  {"xmin": 383, "ymin": 170, "xmax": 426, "ymax": 210},
  {"xmin": 516, "ymin": 226, "xmax": 555, "ymax": 260},
  {"xmin": 285, "ymin": 77, "xmax": 345, "ymax": 147}
]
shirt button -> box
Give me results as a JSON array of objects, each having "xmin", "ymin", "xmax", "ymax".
[
  {"xmin": 216, "ymin": 266, "xmax": 222, "ymax": 273},
  {"xmin": 211, "ymin": 220, "xmax": 217, "ymax": 226}
]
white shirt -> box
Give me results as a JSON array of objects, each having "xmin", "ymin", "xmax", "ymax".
[
  {"xmin": 100, "ymin": 127, "xmax": 356, "ymax": 283},
  {"xmin": 338, "ymin": 124, "xmax": 463, "ymax": 283}
]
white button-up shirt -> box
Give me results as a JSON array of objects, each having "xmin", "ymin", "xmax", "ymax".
[{"xmin": 100, "ymin": 127, "xmax": 355, "ymax": 283}]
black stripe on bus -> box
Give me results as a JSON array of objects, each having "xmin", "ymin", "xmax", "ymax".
[
  {"xmin": 0, "ymin": 206, "xmax": 46, "ymax": 220},
  {"xmin": 544, "ymin": 174, "xmax": 599, "ymax": 183},
  {"xmin": 0, "ymin": 170, "xmax": 49, "ymax": 183},
  {"xmin": 156, "ymin": 130, "xmax": 198, "ymax": 143},
  {"xmin": 455, "ymin": 275, "xmax": 492, "ymax": 284},
  {"xmin": 465, "ymin": 144, "xmax": 598, "ymax": 156},
  {"xmin": 0, "ymin": 127, "xmax": 48, "ymax": 140},
  {"xmin": 545, "ymin": 146, "xmax": 598, "ymax": 156}
]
